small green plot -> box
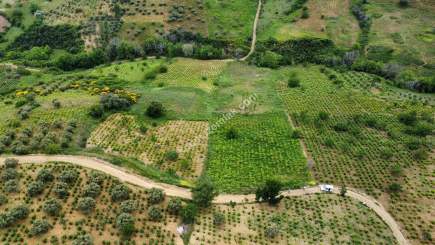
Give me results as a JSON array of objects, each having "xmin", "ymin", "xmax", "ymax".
[{"xmin": 207, "ymin": 112, "xmax": 311, "ymax": 193}]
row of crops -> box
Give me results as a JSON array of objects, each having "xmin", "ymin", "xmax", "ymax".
[
  {"xmin": 206, "ymin": 112, "xmax": 311, "ymax": 193},
  {"xmin": 191, "ymin": 194, "xmax": 397, "ymax": 245},
  {"xmin": 0, "ymin": 162, "xmax": 181, "ymax": 244},
  {"xmin": 276, "ymin": 66, "xmax": 434, "ymax": 243},
  {"xmin": 153, "ymin": 58, "xmax": 229, "ymax": 92},
  {"xmin": 87, "ymin": 113, "xmax": 209, "ymax": 181}
]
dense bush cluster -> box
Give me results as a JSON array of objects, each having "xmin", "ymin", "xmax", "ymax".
[{"xmin": 9, "ymin": 22, "xmax": 83, "ymax": 52}]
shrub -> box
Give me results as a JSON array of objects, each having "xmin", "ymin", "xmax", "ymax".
[
  {"xmin": 265, "ymin": 225, "xmax": 280, "ymax": 238},
  {"xmin": 147, "ymin": 206, "xmax": 162, "ymax": 221},
  {"xmin": 255, "ymin": 51, "xmax": 283, "ymax": 69},
  {"xmin": 82, "ymin": 182, "xmax": 101, "ymax": 198},
  {"xmin": 167, "ymin": 198, "xmax": 182, "ymax": 214},
  {"xmin": 181, "ymin": 203, "xmax": 198, "ymax": 224},
  {"xmin": 255, "ymin": 179, "xmax": 282, "ymax": 205},
  {"xmin": 4, "ymin": 179, "xmax": 19, "ymax": 193},
  {"xmin": 100, "ymin": 93, "xmax": 131, "ymax": 111},
  {"xmin": 0, "ymin": 195, "xmax": 7, "ymax": 206},
  {"xmin": 146, "ymin": 102, "xmax": 165, "ymax": 118},
  {"xmin": 89, "ymin": 105, "xmax": 103, "ymax": 118},
  {"xmin": 53, "ymin": 182, "xmax": 70, "ymax": 199},
  {"xmin": 37, "ymin": 168, "xmax": 54, "ymax": 183},
  {"xmin": 72, "ymin": 234, "xmax": 93, "ymax": 245},
  {"xmin": 59, "ymin": 169, "xmax": 79, "ymax": 184},
  {"xmin": 397, "ymin": 111, "xmax": 417, "ymax": 126},
  {"xmin": 89, "ymin": 171, "xmax": 105, "ymax": 185},
  {"xmin": 413, "ymin": 148, "xmax": 428, "ymax": 161},
  {"xmin": 213, "ymin": 212, "xmax": 225, "ymax": 226},
  {"xmin": 77, "ymin": 197, "xmax": 96, "ymax": 214},
  {"xmin": 1, "ymin": 168, "xmax": 19, "ymax": 181},
  {"xmin": 225, "ymin": 128, "xmax": 238, "ymax": 140},
  {"xmin": 399, "ymin": 0, "xmax": 409, "ymax": 7},
  {"xmin": 192, "ymin": 176, "xmax": 218, "ymax": 208},
  {"xmin": 164, "ymin": 151, "xmax": 178, "ymax": 161},
  {"xmin": 43, "ymin": 199, "xmax": 62, "ymax": 216},
  {"xmin": 4, "ymin": 158, "xmax": 18, "ymax": 168},
  {"xmin": 0, "ymin": 213, "xmax": 14, "ymax": 228},
  {"xmin": 9, "ymin": 205, "xmax": 29, "ymax": 220},
  {"xmin": 116, "ymin": 213, "xmax": 135, "ymax": 237},
  {"xmin": 388, "ymin": 183, "xmax": 402, "ymax": 193},
  {"xmin": 110, "ymin": 184, "xmax": 131, "ymax": 202},
  {"xmin": 287, "ymin": 77, "xmax": 300, "ymax": 88},
  {"xmin": 391, "ymin": 164, "xmax": 403, "ymax": 177},
  {"xmin": 333, "ymin": 121, "xmax": 349, "ymax": 132},
  {"xmin": 52, "ymin": 99, "xmax": 61, "ymax": 109},
  {"xmin": 27, "ymin": 181, "xmax": 45, "ymax": 197},
  {"xmin": 318, "ymin": 111, "xmax": 330, "ymax": 121},
  {"xmin": 30, "ymin": 220, "xmax": 52, "ymax": 236},
  {"xmin": 148, "ymin": 188, "xmax": 165, "ymax": 204},
  {"xmin": 291, "ymin": 129, "xmax": 302, "ymax": 139}
]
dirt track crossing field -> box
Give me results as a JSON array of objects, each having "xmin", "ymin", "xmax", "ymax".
[{"xmin": 0, "ymin": 154, "xmax": 409, "ymax": 245}]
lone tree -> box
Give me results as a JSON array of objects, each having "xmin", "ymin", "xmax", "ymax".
[
  {"xmin": 192, "ymin": 176, "xmax": 218, "ymax": 208},
  {"xmin": 43, "ymin": 198, "xmax": 62, "ymax": 216},
  {"xmin": 340, "ymin": 185, "xmax": 347, "ymax": 197},
  {"xmin": 255, "ymin": 179, "xmax": 283, "ymax": 205},
  {"xmin": 116, "ymin": 213, "xmax": 135, "ymax": 237},
  {"xmin": 146, "ymin": 101, "xmax": 165, "ymax": 118},
  {"xmin": 77, "ymin": 197, "xmax": 96, "ymax": 214}
]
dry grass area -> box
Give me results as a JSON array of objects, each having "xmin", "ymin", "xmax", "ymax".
[
  {"xmin": 367, "ymin": 0, "xmax": 435, "ymax": 65},
  {"xmin": 292, "ymin": 0, "xmax": 359, "ymax": 47},
  {"xmin": 0, "ymin": 162, "xmax": 182, "ymax": 244},
  {"xmin": 191, "ymin": 194, "xmax": 398, "ymax": 245},
  {"xmin": 87, "ymin": 113, "xmax": 208, "ymax": 180}
]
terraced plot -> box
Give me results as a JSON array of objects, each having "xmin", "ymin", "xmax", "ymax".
[
  {"xmin": 87, "ymin": 113, "xmax": 208, "ymax": 180},
  {"xmin": 206, "ymin": 112, "xmax": 310, "ymax": 193}
]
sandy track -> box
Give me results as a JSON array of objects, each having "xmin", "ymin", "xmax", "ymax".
[
  {"xmin": 0, "ymin": 154, "xmax": 409, "ymax": 245},
  {"xmin": 240, "ymin": 0, "xmax": 262, "ymax": 61}
]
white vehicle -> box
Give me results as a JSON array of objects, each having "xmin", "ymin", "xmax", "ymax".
[{"xmin": 320, "ymin": 184, "xmax": 334, "ymax": 193}]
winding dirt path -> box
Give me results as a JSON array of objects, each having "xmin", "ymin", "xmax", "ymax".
[
  {"xmin": 0, "ymin": 154, "xmax": 409, "ymax": 245},
  {"xmin": 240, "ymin": 0, "xmax": 262, "ymax": 61}
]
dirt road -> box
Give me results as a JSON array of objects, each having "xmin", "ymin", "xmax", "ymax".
[
  {"xmin": 0, "ymin": 154, "xmax": 409, "ymax": 245},
  {"xmin": 240, "ymin": 0, "xmax": 262, "ymax": 61}
]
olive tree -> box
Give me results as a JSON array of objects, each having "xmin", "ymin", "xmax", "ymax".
[
  {"xmin": 77, "ymin": 197, "xmax": 96, "ymax": 214},
  {"xmin": 167, "ymin": 198, "xmax": 182, "ymax": 214},
  {"xmin": 110, "ymin": 184, "xmax": 130, "ymax": 202},
  {"xmin": 82, "ymin": 182, "xmax": 101, "ymax": 198},
  {"xmin": 27, "ymin": 181, "xmax": 45, "ymax": 197},
  {"xmin": 116, "ymin": 213, "xmax": 135, "ymax": 237},
  {"xmin": 192, "ymin": 176, "xmax": 218, "ymax": 208},
  {"xmin": 30, "ymin": 220, "xmax": 52, "ymax": 236},
  {"xmin": 43, "ymin": 199, "xmax": 62, "ymax": 216},
  {"xmin": 148, "ymin": 188, "xmax": 165, "ymax": 204}
]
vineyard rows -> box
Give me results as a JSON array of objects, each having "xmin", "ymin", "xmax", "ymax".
[{"xmin": 87, "ymin": 114, "xmax": 208, "ymax": 180}]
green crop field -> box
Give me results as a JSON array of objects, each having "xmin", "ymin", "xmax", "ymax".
[
  {"xmin": 204, "ymin": 0, "xmax": 258, "ymax": 44},
  {"xmin": 0, "ymin": 0, "xmax": 434, "ymax": 244},
  {"xmin": 207, "ymin": 112, "xmax": 311, "ymax": 193},
  {"xmin": 153, "ymin": 58, "xmax": 229, "ymax": 92}
]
